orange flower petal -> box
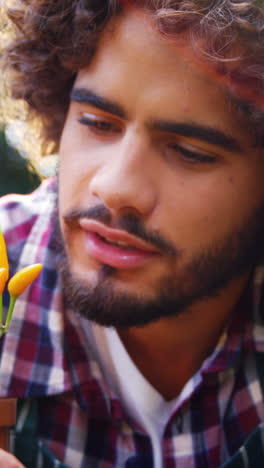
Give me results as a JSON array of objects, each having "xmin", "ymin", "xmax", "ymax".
[
  {"xmin": 0, "ymin": 268, "xmax": 8, "ymax": 295},
  {"xmin": 0, "ymin": 231, "xmax": 9, "ymax": 276},
  {"xmin": 8, "ymin": 264, "xmax": 43, "ymax": 296}
]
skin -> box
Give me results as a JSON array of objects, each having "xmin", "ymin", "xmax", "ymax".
[
  {"xmin": 58, "ymin": 10, "xmax": 264, "ymax": 398},
  {"xmin": 0, "ymin": 449, "xmax": 25, "ymax": 467}
]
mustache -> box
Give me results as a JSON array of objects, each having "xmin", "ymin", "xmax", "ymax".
[{"xmin": 63, "ymin": 205, "xmax": 178, "ymax": 256}]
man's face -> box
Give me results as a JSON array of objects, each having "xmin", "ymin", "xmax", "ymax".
[{"xmin": 58, "ymin": 10, "xmax": 264, "ymax": 327}]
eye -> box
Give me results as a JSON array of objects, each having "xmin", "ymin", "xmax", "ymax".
[
  {"xmin": 167, "ymin": 143, "xmax": 217, "ymax": 164},
  {"xmin": 78, "ymin": 114, "xmax": 122, "ymax": 135}
]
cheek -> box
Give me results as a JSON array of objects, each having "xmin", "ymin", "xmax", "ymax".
[
  {"xmin": 58, "ymin": 158, "xmax": 94, "ymax": 215},
  {"xmin": 158, "ymin": 168, "xmax": 261, "ymax": 250},
  {"xmin": 59, "ymin": 127, "xmax": 100, "ymax": 211}
]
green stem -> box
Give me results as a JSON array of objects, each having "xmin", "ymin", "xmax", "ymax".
[
  {"xmin": 4, "ymin": 294, "xmax": 17, "ymax": 334},
  {"xmin": 0, "ymin": 294, "xmax": 3, "ymax": 326},
  {"xmin": 0, "ymin": 295, "xmax": 4, "ymax": 339}
]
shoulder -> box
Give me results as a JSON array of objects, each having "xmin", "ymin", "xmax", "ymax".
[
  {"xmin": 0, "ymin": 178, "xmax": 57, "ymax": 273},
  {"xmin": 0, "ymin": 178, "xmax": 57, "ymax": 237}
]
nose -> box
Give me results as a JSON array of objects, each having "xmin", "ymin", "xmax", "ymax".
[{"xmin": 89, "ymin": 134, "xmax": 157, "ymax": 217}]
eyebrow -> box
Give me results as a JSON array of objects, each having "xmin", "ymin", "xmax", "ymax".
[
  {"xmin": 149, "ymin": 121, "xmax": 242, "ymax": 153},
  {"xmin": 71, "ymin": 88, "xmax": 126, "ymax": 119},
  {"xmin": 71, "ymin": 88, "xmax": 242, "ymax": 153}
]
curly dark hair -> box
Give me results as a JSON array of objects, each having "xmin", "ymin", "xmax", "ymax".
[{"xmin": 4, "ymin": 0, "xmax": 264, "ymax": 151}]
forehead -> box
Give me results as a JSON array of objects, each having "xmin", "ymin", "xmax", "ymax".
[
  {"xmin": 75, "ymin": 9, "xmax": 253, "ymax": 144},
  {"xmin": 78, "ymin": 10, "xmax": 221, "ymax": 90}
]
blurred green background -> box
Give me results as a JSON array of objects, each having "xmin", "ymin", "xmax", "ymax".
[{"xmin": 0, "ymin": 127, "xmax": 41, "ymax": 196}]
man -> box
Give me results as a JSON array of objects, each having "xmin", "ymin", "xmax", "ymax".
[{"xmin": 0, "ymin": 0, "xmax": 264, "ymax": 466}]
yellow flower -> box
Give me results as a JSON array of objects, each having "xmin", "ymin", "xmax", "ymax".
[
  {"xmin": 0, "ymin": 231, "xmax": 9, "ymax": 277},
  {"xmin": 0, "ymin": 268, "xmax": 8, "ymax": 295},
  {"xmin": 0, "ymin": 230, "xmax": 43, "ymax": 336},
  {"xmin": 8, "ymin": 264, "xmax": 43, "ymax": 296}
]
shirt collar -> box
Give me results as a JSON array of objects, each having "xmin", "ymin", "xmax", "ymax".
[{"xmin": 201, "ymin": 267, "xmax": 264, "ymax": 376}]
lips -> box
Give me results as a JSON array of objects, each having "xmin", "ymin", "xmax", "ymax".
[{"xmin": 79, "ymin": 219, "xmax": 159, "ymax": 269}]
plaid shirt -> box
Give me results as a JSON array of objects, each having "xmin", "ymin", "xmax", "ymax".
[{"xmin": 0, "ymin": 178, "xmax": 264, "ymax": 468}]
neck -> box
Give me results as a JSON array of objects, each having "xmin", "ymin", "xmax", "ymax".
[{"xmin": 118, "ymin": 273, "xmax": 251, "ymax": 400}]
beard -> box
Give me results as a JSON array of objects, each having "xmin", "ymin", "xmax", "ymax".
[{"xmin": 53, "ymin": 200, "xmax": 264, "ymax": 329}]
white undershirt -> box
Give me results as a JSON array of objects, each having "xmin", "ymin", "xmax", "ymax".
[{"xmin": 81, "ymin": 319, "xmax": 200, "ymax": 468}]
